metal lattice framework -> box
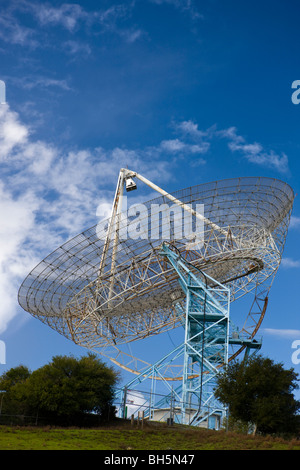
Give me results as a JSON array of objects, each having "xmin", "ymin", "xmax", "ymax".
[{"xmin": 18, "ymin": 172, "xmax": 294, "ymax": 379}]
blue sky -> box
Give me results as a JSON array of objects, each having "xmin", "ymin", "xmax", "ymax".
[{"xmin": 0, "ymin": 0, "xmax": 300, "ymax": 396}]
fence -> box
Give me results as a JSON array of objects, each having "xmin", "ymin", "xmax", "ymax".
[{"xmin": 0, "ymin": 413, "xmax": 40, "ymax": 426}]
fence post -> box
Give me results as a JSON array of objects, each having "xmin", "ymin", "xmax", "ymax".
[{"xmin": 122, "ymin": 386, "xmax": 127, "ymax": 419}]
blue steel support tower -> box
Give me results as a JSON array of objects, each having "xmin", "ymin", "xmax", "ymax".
[
  {"xmin": 160, "ymin": 242, "xmax": 231, "ymax": 426},
  {"xmin": 119, "ymin": 242, "xmax": 261, "ymax": 427}
]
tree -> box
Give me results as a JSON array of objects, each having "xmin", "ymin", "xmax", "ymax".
[
  {"xmin": 0, "ymin": 365, "xmax": 31, "ymax": 416},
  {"xmin": 0, "ymin": 354, "xmax": 120, "ymax": 425},
  {"xmin": 23, "ymin": 354, "xmax": 120, "ymax": 424},
  {"xmin": 215, "ymin": 354, "xmax": 300, "ymax": 435}
]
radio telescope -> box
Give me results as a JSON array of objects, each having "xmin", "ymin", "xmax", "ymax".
[{"xmin": 18, "ymin": 169, "xmax": 294, "ymax": 426}]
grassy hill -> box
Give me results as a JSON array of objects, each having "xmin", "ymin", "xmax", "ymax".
[{"xmin": 0, "ymin": 421, "xmax": 299, "ymax": 450}]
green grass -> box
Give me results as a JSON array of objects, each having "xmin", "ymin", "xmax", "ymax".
[{"xmin": 0, "ymin": 421, "xmax": 299, "ymax": 450}]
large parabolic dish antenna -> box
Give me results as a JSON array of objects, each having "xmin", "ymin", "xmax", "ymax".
[{"xmin": 18, "ymin": 172, "xmax": 294, "ymax": 385}]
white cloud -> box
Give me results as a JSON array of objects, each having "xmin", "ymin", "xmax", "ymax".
[
  {"xmin": 0, "ymin": 105, "xmax": 29, "ymax": 160},
  {"xmin": 166, "ymin": 121, "xmax": 211, "ymax": 166},
  {"xmin": 246, "ymin": 150, "xmax": 288, "ymax": 173},
  {"xmin": 175, "ymin": 120, "xmax": 207, "ymax": 139},
  {"xmin": 23, "ymin": 141, "xmax": 57, "ymax": 175},
  {"xmin": 0, "ymin": 183, "xmax": 40, "ymax": 333},
  {"xmin": 0, "ymin": 1, "xmax": 143, "ymax": 55},
  {"xmin": 217, "ymin": 126, "xmax": 243, "ymax": 143},
  {"xmin": 218, "ymin": 126, "xmax": 289, "ymax": 173},
  {"xmin": 28, "ymin": 1, "xmax": 142, "ymax": 44},
  {"xmin": 97, "ymin": 4, "xmax": 128, "ymax": 26},
  {"xmin": 18, "ymin": 76, "xmax": 72, "ymax": 91},
  {"xmin": 0, "ymin": 104, "xmax": 177, "ymax": 333},
  {"xmin": 263, "ymin": 328, "xmax": 300, "ymax": 339},
  {"xmin": 173, "ymin": 120, "xmax": 289, "ymax": 172},
  {"xmin": 290, "ymin": 216, "xmax": 300, "ymax": 229},
  {"xmin": 0, "ymin": 12, "xmax": 37, "ymax": 47},
  {"xmin": 32, "ymin": 3, "xmax": 86, "ymax": 32},
  {"xmin": 124, "ymin": 29, "xmax": 143, "ymax": 43},
  {"xmin": 281, "ymin": 257, "xmax": 300, "ymax": 268},
  {"xmin": 0, "ymin": 185, "xmax": 37, "ymax": 262},
  {"xmin": 63, "ymin": 40, "xmax": 91, "ymax": 56},
  {"xmin": 160, "ymin": 138, "xmax": 209, "ymax": 154}
]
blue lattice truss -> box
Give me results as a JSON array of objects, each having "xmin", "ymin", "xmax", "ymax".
[{"xmin": 117, "ymin": 242, "xmax": 261, "ymax": 427}]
